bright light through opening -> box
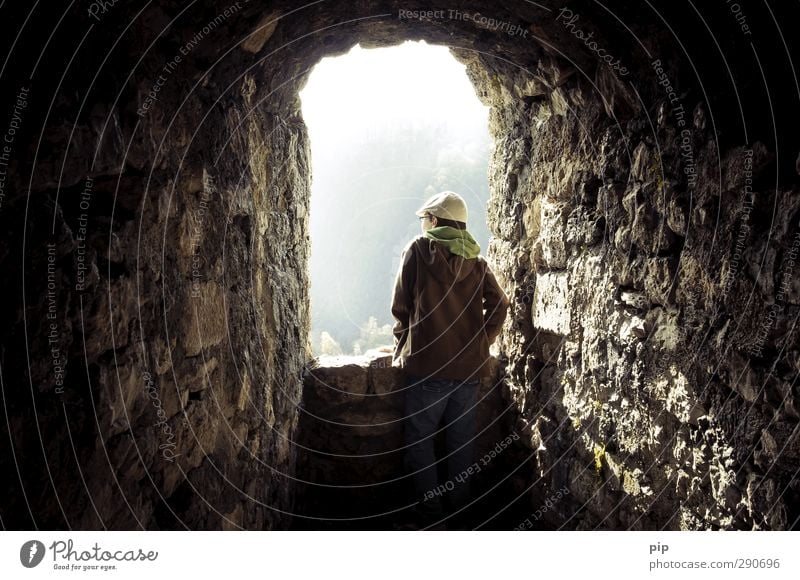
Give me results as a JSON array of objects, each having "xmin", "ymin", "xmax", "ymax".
[{"xmin": 300, "ymin": 40, "xmax": 492, "ymax": 358}]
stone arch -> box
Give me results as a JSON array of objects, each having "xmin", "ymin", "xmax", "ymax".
[{"xmin": 0, "ymin": 0, "xmax": 798, "ymax": 530}]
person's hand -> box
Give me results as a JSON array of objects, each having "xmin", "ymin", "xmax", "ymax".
[{"xmin": 377, "ymin": 345, "xmax": 393, "ymax": 353}]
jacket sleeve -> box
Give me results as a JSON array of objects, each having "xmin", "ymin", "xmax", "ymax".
[
  {"xmin": 482, "ymin": 263, "xmax": 510, "ymax": 345},
  {"xmin": 391, "ymin": 240, "xmax": 417, "ymax": 352}
]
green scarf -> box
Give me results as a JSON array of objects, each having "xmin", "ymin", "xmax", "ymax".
[{"xmin": 424, "ymin": 226, "xmax": 481, "ymax": 259}]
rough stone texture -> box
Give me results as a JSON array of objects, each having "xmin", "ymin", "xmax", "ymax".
[
  {"xmin": 533, "ymin": 272, "xmax": 571, "ymax": 335},
  {"xmin": 0, "ymin": 0, "xmax": 798, "ymax": 530},
  {"xmin": 478, "ymin": 37, "xmax": 800, "ymax": 529},
  {"xmin": 292, "ymin": 352, "xmax": 523, "ymax": 529}
]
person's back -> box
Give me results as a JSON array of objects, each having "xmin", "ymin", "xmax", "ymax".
[
  {"xmin": 391, "ymin": 232, "xmax": 508, "ymax": 380},
  {"xmin": 390, "ymin": 190, "xmax": 510, "ymax": 530}
]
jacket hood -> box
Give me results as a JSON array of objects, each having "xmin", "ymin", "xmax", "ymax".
[
  {"xmin": 414, "ymin": 235, "xmax": 480, "ymax": 283},
  {"xmin": 423, "ymin": 226, "xmax": 481, "ymax": 259}
]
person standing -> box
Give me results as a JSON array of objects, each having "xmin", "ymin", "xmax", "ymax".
[{"xmin": 390, "ymin": 191, "xmax": 510, "ymax": 529}]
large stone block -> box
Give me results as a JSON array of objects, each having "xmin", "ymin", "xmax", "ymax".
[
  {"xmin": 303, "ymin": 355, "xmax": 370, "ymax": 405},
  {"xmin": 181, "ymin": 282, "xmax": 228, "ymax": 356},
  {"xmin": 532, "ymin": 271, "xmax": 571, "ymax": 335}
]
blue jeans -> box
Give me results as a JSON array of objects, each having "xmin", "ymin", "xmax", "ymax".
[{"xmin": 404, "ymin": 374, "xmax": 481, "ymax": 517}]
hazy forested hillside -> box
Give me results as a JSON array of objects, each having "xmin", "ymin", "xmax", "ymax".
[{"xmin": 307, "ymin": 119, "xmax": 491, "ymax": 356}]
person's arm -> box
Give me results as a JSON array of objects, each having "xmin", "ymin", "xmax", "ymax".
[
  {"xmin": 482, "ymin": 264, "xmax": 510, "ymax": 344},
  {"xmin": 391, "ymin": 240, "xmax": 417, "ymax": 352}
]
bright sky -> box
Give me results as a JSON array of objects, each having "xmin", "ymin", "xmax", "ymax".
[
  {"xmin": 299, "ymin": 40, "xmax": 493, "ymax": 353},
  {"xmin": 299, "ymin": 40, "xmax": 489, "ymax": 146}
]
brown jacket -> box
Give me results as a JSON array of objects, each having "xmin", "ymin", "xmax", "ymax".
[{"xmin": 390, "ymin": 235, "xmax": 510, "ymax": 380}]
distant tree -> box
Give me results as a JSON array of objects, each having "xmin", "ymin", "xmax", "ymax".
[
  {"xmin": 320, "ymin": 331, "xmax": 344, "ymax": 356},
  {"xmin": 351, "ymin": 316, "xmax": 393, "ymax": 354},
  {"xmin": 308, "ymin": 103, "xmax": 490, "ymax": 357}
]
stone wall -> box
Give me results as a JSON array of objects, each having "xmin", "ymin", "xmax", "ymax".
[
  {"xmin": 469, "ymin": 53, "xmax": 800, "ymax": 529},
  {"xmin": 292, "ymin": 352, "xmax": 524, "ymax": 529},
  {"xmin": 1, "ymin": 0, "xmax": 797, "ymax": 530},
  {"xmin": 0, "ymin": 3, "xmax": 313, "ymax": 528}
]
